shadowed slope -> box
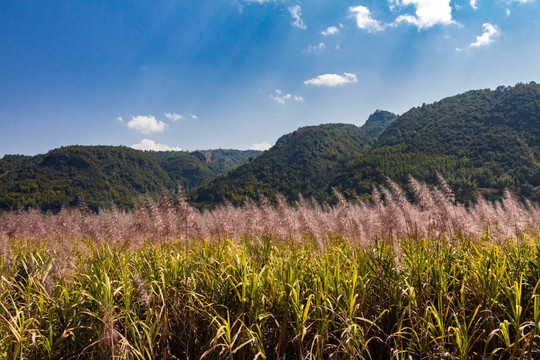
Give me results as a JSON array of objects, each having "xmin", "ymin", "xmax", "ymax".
[
  {"xmin": 333, "ymin": 82, "xmax": 540, "ymax": 203},
  {"xmin": 0, "ymin": 146, "xmax": 261, "ymax": 211},
  {"xmin": 191, "ymin": 111, "xmax": 397, "ymax": 208}
]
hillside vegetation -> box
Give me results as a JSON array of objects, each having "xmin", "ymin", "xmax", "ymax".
[
  {"xmin": 0, "ymin": 146, "xmax": 259, "ymax": 211},
  {"xmin": 193, "ymin": 82, "xmax": 540, "ymax": 207},
  {"xmin": 2, "ymin": 82, "xmax": 540, "ymax": 211},
  {"xmin": 191, "ymin": 110, "xmax": 397, "ymax": 207},
  {"xmin": 333, "ymin": 82, "xmax": 540, "ymax": 203},
  {"xmin": 2, "ymin": 179, "xmax": 540, "ymax": 359},
  {"xmin": 146, "ymin": 149, "xmax": 261, "ymax": 191}
]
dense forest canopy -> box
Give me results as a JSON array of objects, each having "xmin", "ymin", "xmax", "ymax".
[
  {"xmin": 190, "ymin": 111, "xmax": 398, "ymax": 207},
  {"xmin": 0, "ymin": 146, "xmax": 260, "ymax": 211},
  {"xmin": 2, "ymin": 82, "xmax": 540, "ymax": 211},
  {"xmin": 192, "ymin": 83, "xmax": 540, "ymax": 208},
  {"xmin": 333, "ymin": 82, "xmax": 540, "ymax": 204}
]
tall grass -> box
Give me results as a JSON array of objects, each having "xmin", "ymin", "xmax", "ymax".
[
  {"xmin": 3, "ymin": 235, "xmax": 540, "ymax": 359},
  {"xmin": 1, "ymin": 178, "xmax": 538, "ymax": 247},
  {"xmin": 1, "ymin": 178, "xmax": 540, "ymax": 359}
]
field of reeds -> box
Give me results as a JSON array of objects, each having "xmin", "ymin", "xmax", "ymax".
[{"xmin": 1, "ymin": 178, "xmax": 540, "ymax": 359}]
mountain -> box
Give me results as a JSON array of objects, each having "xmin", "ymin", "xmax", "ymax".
[
  {"xmin": 332, "ymin": 82, "xmax": 540, "ymax": 203},
  {"xmin": 190, "ymin": 110, "xmax": 398, "ymax": 207},
  {"xmin": 146, "ymin": 149, "xmax": 261, "ymax": 192},
  {"xmin": 0, "ymin": 146, "xmax": 260, "ymax": 211},
  {"xmin": 3, "ymin": 82, "xmax": 540, "ymax": 212},
  {"xmin": 361, "ymin": 109, "xmax": 400, "ymax": 143}
]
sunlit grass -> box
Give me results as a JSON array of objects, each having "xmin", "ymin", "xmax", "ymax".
[
  {"xmin": 1, "ymin": 179, "xmax": 540, "ymax": 358},
  {"xmin": 1, "ymin": 233, "xmax": 540, "ymax": 359}
]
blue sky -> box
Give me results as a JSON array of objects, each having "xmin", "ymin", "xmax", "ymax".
[{"xmin": 1, "ymin": 0, "xmax": 539, "ymax": 156}]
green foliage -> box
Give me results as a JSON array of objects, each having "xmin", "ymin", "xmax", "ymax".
[
  {"xmin": 4, "ymin": 82, "xmax": 540, "ymax": 210},
  {"xmin": 194, "ymin": 83, "xmax": 540, "ymax": 207},
  {"xmin": 3, "ymin": 233, "xmax": 540, "ymax": 359},
  {"xmin": 0, "ymin": 146, "xmax": 174, "ymax": 212},
  {"xmin": 146, "ymin": 150, "xmax": 217, "ymax": 192},
  {"xmin": 191, "ymin": 114, "xmax": 397, "ymax": 208},
  {"xmin": 0, "ymin": 146, "xmax": 260, "ymax": 212},
  {"xmin": 193, "ymin": 149, "xmax": 262, "ymax": 175},
  {"xmin": 335, "ymin": 82, "xmax": 540, "ymax": 203},
  {"xmin": 361, "ymin": 109, "xmax": 399, "ymax": 144},
  {"xmin": 147, "ymin": 149, "xmax": 261, "ymax": 192}
]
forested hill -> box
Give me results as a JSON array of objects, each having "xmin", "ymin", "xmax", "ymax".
[
  {"xmin": 332, "ymin": 82, "xmax": 540, "ymax": 203},
  {"xmin": 190, "ymin": 110, "xmax": 398, "ymax": 207},
  {"xmin": 2, "ymin": 82, "xmax": 539, "ymax": 211},
  {"xmin": 0, "ymin": 146, "xmax": 260, "ymax": 211},
  {"xmin": 146, "ymin": 149, "xmax": 261, "ymax": 192}
]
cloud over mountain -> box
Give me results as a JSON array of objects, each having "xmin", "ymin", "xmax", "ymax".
[
  {"xmin": 304, "ymin": 73, "xmax": 358, "ymax": 87},
  {"xmin": 270, "ymin": 89, "xmax": 304, "ymax": 104},
  {"xmin": 127, "ymin": 115, "xmax": 167, "ymax": 134},
  {"xmin": 468, "ymin": 23, "xmax": 500, "ymax": 48},
  {"xmin": 131, "ymin": 139, "xmax": 183, "ymax": 151}
]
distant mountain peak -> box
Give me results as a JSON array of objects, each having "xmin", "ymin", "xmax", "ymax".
[
  {"xmin": 191, "ymin": 119, "xmax": 389, "ymax": 208},
  {"xmin": 361, "ymin": 110, "xmax": 398, "ymax": 141},
  {"xmin": 365, "ymin": 110, "xmax": 397, "ymax": 124}
]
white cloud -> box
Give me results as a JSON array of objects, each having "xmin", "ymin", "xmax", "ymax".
[
  {"xmin": 250, "ymin": 141, "xmax": 272, "ymax": 151},
  {"xmin": 289, "ymin": 5, "xmax": 306, "ymax": 29},
  {"xmin": 322, "ymin": 26, "xmax": 340, "ymax": 36},
  {"xmin": 131, "ymin": 139, "xmax": 183, "ymax": 152},
  {"xmin": 191, "ymin": 114, "xmax": 199, "ymax": 120},
  {"xmin": 164, "ymin": 112, "xmax": 183, "ymax": 121},
  {"xmin": 349, "ymin": 6, "xmax": 384, "ymax": 32},
  {"xmin": 127, "ymin": 115, "xmax": 167, "ymax": 134},
  {"xmin": 307, "ymin": 42, "xmax": 325, "ymax": 54},
  {"xmin": 393, "ymin": 0, "xmax": 455, "ymax": 29},
  {"xmin": 468, "ymin": 23, "xmax": 501, "ymax": 48},
  {"xmin": 304, "ymin": 73, "xmax": 358, "ymax": 87},
  {"xmin": 470, "ymin": 0, "xmax": 478, "ymax": 10},
  {"xmin": 116, "ymin": 116, "xmax": 124, "ymax": 123},
  {"xmin": 270, "ymin": 89, "xmax": 305, "ymax": 104},
  {"xmin": 510, "ymin": 0, "xmax": 535, "ymax": 3},
  {"xmin": 236, "ymin": 0, "xmax": 275, "ymax": 13},
  {"xmin": 506, "ymin": 8, "xmax": 511, "ymax": 15}
]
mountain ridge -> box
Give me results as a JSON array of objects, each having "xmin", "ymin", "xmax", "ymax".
[
  {"xmin": 333, "ymin": 82, "xmax": 540, "ymax": 203},
  {"xmin": 2, "ymin": 82, "xmax": 540, "ymax": 211},
  {"xmin": 190, "ymin": 111, "xmax": 398, "ymax": 207},
  {"xmin": 0, "ymin": 146, "xmax": 260, "ymax": 211}
]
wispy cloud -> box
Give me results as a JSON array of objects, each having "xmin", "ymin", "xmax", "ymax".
[
  {"xmin": 116, "ymin": 116, "xmax": 124, "ymax": 123},
  {"xmin": 307, "ymin": 42, "xmax": 325, "ymax": 54},
  {"xmin": 250, "ymin": 141, "xmax": 272, "ymax": 151},
  {"xmin": 304, "ymin": 73, "xmax": 358, "ymax": 87},
  {"xmin": 289, "ymin": 5, "xmax": 306, "ymax": 29},
  {"xmin": 392, "ymin": 0, "xmax": 455, "ymax": 29},
  {"xmin": 467, "ymin": 23, "xmax": 501, "ymax": 48},
  {"xmin": 470, "ymin": 0, "xmax": 478, "ymax": 10},
  {"xmin": 241, "ymin": 0, "xmax": 274, "ymax": 3},
  {"xmin": 127, "ymin": 115, "xmax": 167, "ymax": 134},
  {"xmin": 321, "ymin": 26, "xmax": 340, "ymax": 36},
  {"xmin": 349, "ymin": 6, "xmax": 384, "ymax": 32},
  {"xmin": 270, "ymin": 89, "xmax": 305, "ymax": 104},
  {"xmin": 164, "ymin": 112, "xmax": 183, "ymax": 121},
  {"xmin": 235, "ymin": 0, "xmax": 275, "ymax": 13},
  {"xmin": 191, "ymin": 114, "xmax": 199, "ymax": 120},
  {"xmin": 131, "ymin": 139, "xmax": 183, "ymax": 151}
]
